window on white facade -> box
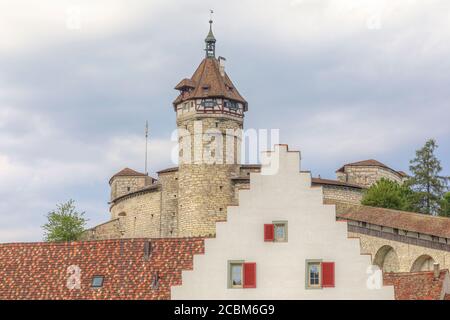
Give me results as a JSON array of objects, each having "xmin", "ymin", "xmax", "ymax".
[
  {"xmin": 306, "ymin": 261, "xmax": 321, "ymax": 289},
  {"xmin": 229, "ymin": 262, "xmax": 243, "ymax": 288},
  {"xmin": 274, "ymin": 222, "xmax": 288, "ymax": 242}
]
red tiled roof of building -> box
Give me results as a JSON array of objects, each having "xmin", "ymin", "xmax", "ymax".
[
  {"xmin": 336, "ymin": 159, "xmax": 390, "ymax": 173},
  {"xmin": 337, "ymin": 204, "xmax": 450, "ymax": 239},
  {"xmin": 0, "ymin": 238, "xmax": 204, "ymax": 300},
  {"xmin": 173, "ymin": 57, "xmax": 247, "ymax": 109},
  {"xmin": 383, "ymin": 270, "xmax": 448, "ymax": 300},
  {"xmin": 109, "ymin": 168, "xmax": 147, "ymax": 184}
]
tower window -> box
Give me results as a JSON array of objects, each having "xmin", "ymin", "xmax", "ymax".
[{"xmin": 127, "ymin": 187, "xmax": 131, "ymax": 192}]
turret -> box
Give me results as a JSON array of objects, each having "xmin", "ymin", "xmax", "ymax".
[{"xmin": 173, "ymin": 19, "xmax": 248, "ymax": 237}]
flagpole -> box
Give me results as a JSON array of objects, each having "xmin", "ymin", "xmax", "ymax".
[{"xmin": 145, "ymin": 121, "xmax": 149, "ymax": 175}]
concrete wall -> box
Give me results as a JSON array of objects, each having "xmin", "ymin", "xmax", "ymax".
[{"xmin": 172, "ymin": 145, "xmax": 394, "ymax": 299}]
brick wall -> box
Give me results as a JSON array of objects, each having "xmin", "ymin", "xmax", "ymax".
[{"xmin": 0, "ymin": 238, "xmax": 204, "ymax": 300}]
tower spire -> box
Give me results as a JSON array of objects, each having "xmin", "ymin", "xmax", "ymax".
[{"xmin": 205, "ymin": 10, "xmax": 216, "ymax": 58}]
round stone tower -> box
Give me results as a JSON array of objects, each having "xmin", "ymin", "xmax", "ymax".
[{"xmin": 173, "ymin": 19, "xmax": 248, "ymax": 237}]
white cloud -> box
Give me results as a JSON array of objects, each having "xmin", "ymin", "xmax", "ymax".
[{"xmin": 1, "ymin": 0, "xmax": 449, "ymax": 242}]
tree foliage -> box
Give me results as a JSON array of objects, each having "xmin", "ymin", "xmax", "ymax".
[
  {"xmin": 42, "ymin": 200, "xmax": 87, "ymax": 242},
  {"xmin": 362, "ymin": 178, "xmax": 413, "ymax": 211},
  {"xmin": 440, "ymin": 192, "xmax": 450, "ymax": 217},
  {"xmin": 408, "ymin": 139, "xmax": 449, "ymax": 215}
]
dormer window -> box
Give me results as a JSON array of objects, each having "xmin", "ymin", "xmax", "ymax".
[{"xmin": 91, "ymin": 276, "xmax": 104, "ymax": 288}]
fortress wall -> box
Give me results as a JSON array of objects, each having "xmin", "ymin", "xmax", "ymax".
[
  {"xmin": 110, "ymin": 176, "xmax": 148, "ymax": 200},
  {"xmin": 321, "ymin": 185, "xmax": 364, "ymax": 205},
  {"xmin": 338, "ymin": 166, "xmax": 403, "ymax": 188},
  {"xmin": 80, "ymin": 219, "xmax": 122, "ymax": 241},
  {"xmin": 349, "ymin": 231, "xmax": 450, "ymax": 273},
  {"xmin": 159, "ymin": 170, "xmax": 179, "ymax": 237},
  {"xmin": 110, "ymin": 190, "xmax": 162, "ymax": 238}
]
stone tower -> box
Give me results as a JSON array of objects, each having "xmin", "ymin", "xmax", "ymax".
[{"xmin": 173, "ymin": 19, "xmax": 248, "ymax": 237}]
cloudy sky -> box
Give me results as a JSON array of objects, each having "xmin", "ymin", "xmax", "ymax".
[{"xmin": 1, "ymin": 0, "xmax": 449, "ymax": 242}]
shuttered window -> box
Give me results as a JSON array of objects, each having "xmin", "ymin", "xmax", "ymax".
[
  {"xmin": 243, "ymin": 262, "xmax": 257, "ymax": 288},
  {"xmin": 321, "ymin": 262, "xmax": 335, "ymax": 288},
  {"xmin": 264, "ymin": 224, "xmax": 274, "ymax": 241}
]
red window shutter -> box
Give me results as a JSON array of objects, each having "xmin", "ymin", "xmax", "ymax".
[
  {"xmin": 243, "ymin": 262, "xmax": 257, "ymax": 288},
  {"xmin": 321, "ymin": 262, "xmax": 335, "ymax": 288},
  {"xmin": 264, "ymin": 224, "xmax": 274, "ymax": 242}
]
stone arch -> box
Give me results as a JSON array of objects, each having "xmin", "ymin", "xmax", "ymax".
[
  {"xmin": 410, "ymin": 255, "xmax": 435, "ymax": 272},
  {"xmin": 373, "ymin": 245, "xmax": 400, "ymax": 272}
]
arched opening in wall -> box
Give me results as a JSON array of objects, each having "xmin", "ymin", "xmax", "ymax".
[
  {"xmin": 118, "ymin": 212, "xmax": 126, "ymax": 217},
  {"xmin": 373, "ymin": 245, "xmax": 400, "ymax": 272},
  {"xmin": 410, "ymin": 255, "xmax": 435, "ymax": 272}
]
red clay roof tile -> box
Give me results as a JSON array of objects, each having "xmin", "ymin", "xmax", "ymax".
[{"xmin": 0, "ymin": 238, "xmax": 204, "ymax": 300}]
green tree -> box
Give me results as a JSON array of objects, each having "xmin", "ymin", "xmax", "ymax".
[
  {"xmin": 362, "ymin": 178, "xmax": 413, "ymax": 211},
  {"xmin": 408, "ymin": 139, "xmax": 449, "ymax": 215},
  {"xmin": 440, "ymin": 192, "xmax": 450, "ymax": 217},
  {"xmin": 42, "ymin": 200, "xmax": 87, "ymax": 242}
]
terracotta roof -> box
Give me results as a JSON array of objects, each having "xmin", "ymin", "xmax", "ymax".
[
  {"xmin": 336, "ymin": 204, "xmax": 450, "ymax": 239},
  {"xmin": 0, "ymin": 238, "xmax": 204, "ymax": 300},
  {"xmin": 173, "ymin": 57, "xmax": 247, "ymax": 109},
  {"xmin": 109, "ymin": 168, "xmax": 147, "ymax": 184},
  {"xmin": 384, "ymin": 270, "xmax": 448, "ymax": 300},
  {"xmin": 311, "ymin": 177, "xmax": 363, "ymax": 189},
  {"xmin": 336, "ymin": 159, "xmax": 394, "ymax": 173}
]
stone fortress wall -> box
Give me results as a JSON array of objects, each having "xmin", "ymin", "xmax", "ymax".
[
  {"xmin": 83, "ymin": 158, "xmax": 409, "ymax": 240},
  {"xmin": 336, "ymin": 161, "xmax": 407, "ymax": 188},
  {"xmin": 177, "ymin": 115, "xmax": 242, "ymax": 237}
]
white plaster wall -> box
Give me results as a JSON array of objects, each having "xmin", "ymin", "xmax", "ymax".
[{"xmin": 172, "ymin": 145, "xmax": 394, "ymax": 300}]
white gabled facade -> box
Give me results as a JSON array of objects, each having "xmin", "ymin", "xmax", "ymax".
[{"xmin": 172, "ymin": 144, "xmax": 395, "ymax": 299}]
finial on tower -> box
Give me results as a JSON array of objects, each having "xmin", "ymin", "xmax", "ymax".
[{"xmin": 205, "ymin": 10, "xmax": 216, "ymax": 58}]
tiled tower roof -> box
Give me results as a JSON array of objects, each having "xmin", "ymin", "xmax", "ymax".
[
  {"xmin": 336, "ymin": 159, "xmax": 391, "ymax": 173},
  {"xmin": 173, "ymin": 57, "xmax": 247, "ymax": 109},
  {"xmin": 109, "ymin": 168, "xmax": 147, "ymax": 184}
]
